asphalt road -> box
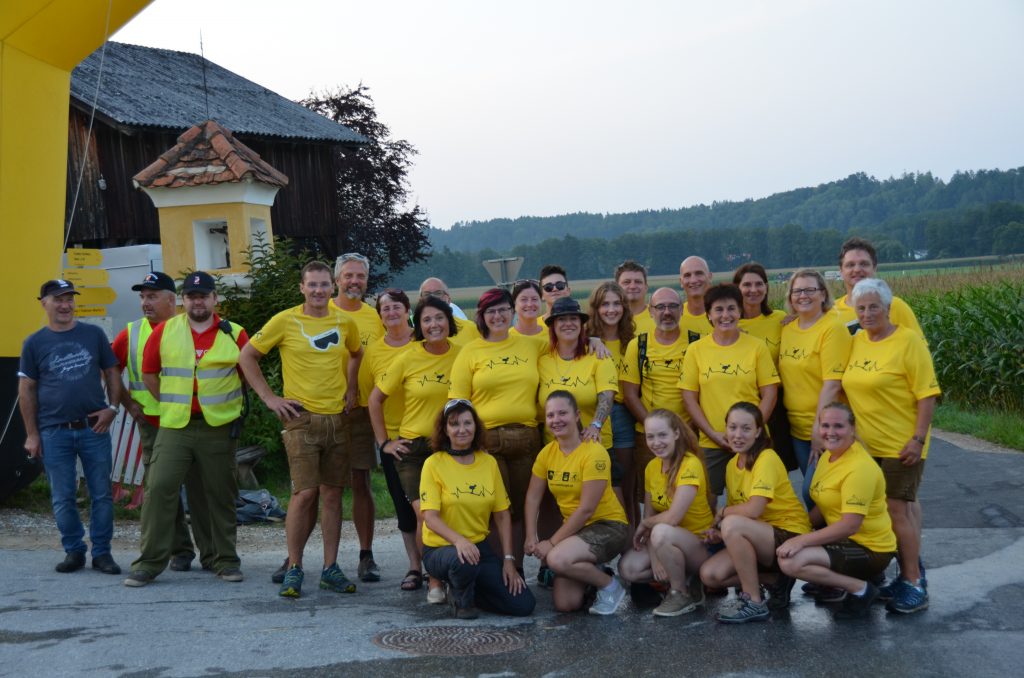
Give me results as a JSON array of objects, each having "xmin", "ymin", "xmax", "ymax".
[{"xmin": 2, "ymin": 433, "xmax": 1022, "ymax": 678}]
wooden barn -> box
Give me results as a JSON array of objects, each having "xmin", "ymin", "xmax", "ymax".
[{"xmin": 66, "ymin": 41, "xmax": 366, "ymax": 255}]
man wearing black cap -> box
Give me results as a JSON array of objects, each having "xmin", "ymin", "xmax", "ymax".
[
  {"xmin": 124, "ymin": 272, "xmax": 249, "ymax": 587},
  {"xmin": 112, "ymin": 271, "xmax": 209, "ymax": 572},
  {"xmin": 18, "ymin": 279, "xmax": 123, "ymax": 575}
]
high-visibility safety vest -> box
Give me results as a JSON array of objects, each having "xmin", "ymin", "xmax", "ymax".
[
  {"xmin": 158, "ymin": 315, "xmax": 244, "ymax": 429},
  {"xmin": 125, "ymin": 318, "xmax": 160, "ymax": 416}
]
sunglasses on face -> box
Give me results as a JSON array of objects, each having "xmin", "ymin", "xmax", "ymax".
[{"xmin": 542, "ymin": 281, "xmax": 568, "ymax": 293}]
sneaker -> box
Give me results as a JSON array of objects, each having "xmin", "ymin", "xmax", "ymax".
[
  {"xmin": 123, "ymin": 570, "xmax": 153, "ymax": 587},
  {"xmin": 815, "ymin": 586, "xmax": 847, "ymax": 603},
  {"xmin": 876, "ymin": 577, "xmax": 900, "ymax": 602},
  {"xmin": 765, "ymin": 573, "xmax": 795, "ymax": 611},
  {"xmin": 456, "ymin": 606, "xmax": 479, "ymax": 620},
  {"xmin": 169, "ymin": 555, "xmax": 193, "ymax": 572},
  {"xmin": 279, "ymin": 565, "xmax": 304, "ymax": 598},
  {"xmin": 218, "ymin": 568, "xmax": 244, "ymax": 582},
  {"xmin": 653, "ymin": 589, "xmax": 697, "ymax": 617},
  {"xmin": 271, "ymin": 557, "xmax": 289, "ymax": 584},
  {"xmin": 55, "ymin": 551, "xmax": 86, "ymax": 573},
  {"xmin": 358, "ymin": 555, "xmax": 381, "ymax": 583},
  {"xmin": 717, "ymin": 593, "xmax": 770, "ymax": 624},
  {"xmin": 801, "ymin": 581, "xmax": 820, "ymax": 596},
  {"xmin": 320, "ymin": 563, "xmax": 356, "ymax": 593},
  {"xmin": 886, "ymin": 579, "xmax": 929, "ymax": 614},
  {"xmin": 686, "ymin": 574, "xmax": 706, "ymax": 609},
  {"xmin": 836, "ymin": 582, "xmax": 879, "ymax": 619},
  {"xmin": 588, "ymin": 577, "xmax": 627, "ymax": 615},
  {"xmin": 426, "ymin": 585, "xmax": 446, "ymax": 604},
  {"xmin": 537, "ymin": 565, "xmax": 555, "ymax": 589},
  {"xmin": 91, "ymin": 553, "xmax": 121, "ymax": 575}
]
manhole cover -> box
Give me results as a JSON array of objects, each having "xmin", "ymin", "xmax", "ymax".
[{"xmin": 373, "ymin": 625, "xmax": 527, "ymax": 656}]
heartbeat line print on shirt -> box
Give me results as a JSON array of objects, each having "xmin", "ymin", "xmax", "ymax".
[
  {"xmin": 542, "ymin": 376, "xmax": 592, "ymax": 389},
  {"xmin": 780, "ymin": 347, "xmax": 809, "ymax": 361},
  {"xmin": 417, "ymin": 372, "xmax": 451, "ymax": 387},
  {"xmin": 642, "ymin": 358, "xmax": 681, "ymax": 376},
  {"xmin": 450, "ymin": 483, "xmax": 495, "ymax": 499},
  {"xmin": 484, "ymin": 355, "xmax": 530, "ymax": 369},
  {"xmin": 701, "ymin": 363, "xmax": 752, "ymax": 379},
  {"xmin": 847, "ymin": 359, "xmax": 881, "ymax": 372}
]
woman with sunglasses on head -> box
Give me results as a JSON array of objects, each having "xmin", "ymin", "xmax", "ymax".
[
  {"xmin": 421, "ymin": 399, "xmax": 536, "ymax": 619},
  {"xmin": 449, "ymin": 288, "xmax": 548, "ymax": 573},
  {"xmin": 699, "ymin": 402, "xmax": 811, "ymax": 623},
  {"xmin": 360, "ymin": 289, "xmax": 420, "ymax": 592},
  {"xmin": 510, "ymin": 279, "xmax": 546, "ymax": 338},
  {"xmin": 369, "ymin": 296, "xmax": 461, "ymax": 602},
  {"xmin": 525, "ymin": 391, "xmax": 630, "ymax": 614}
]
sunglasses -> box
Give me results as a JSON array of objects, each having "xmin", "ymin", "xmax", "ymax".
[
  {"xmin": 542, "ymin": 281, "xmax": 568, "ymax": 293},
  {"xmin": 443, "ymin": 398, "xmax": 474, "ymax": 416}
]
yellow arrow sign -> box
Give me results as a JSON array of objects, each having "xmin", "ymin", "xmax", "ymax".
[
  {"xmin": 63, "ymin": 268, "xmax": 109, "ymax": 286},
  {"xmin": 66, "ymin": 249, "xmax": 103, "ymax": 266},
  {"xmin": 77, "ymin": 287, "xmax": 117, "ymax": 305},
  {"xmin": 74, "ymin": 305, "xmax": 108, "ymax": 317}
]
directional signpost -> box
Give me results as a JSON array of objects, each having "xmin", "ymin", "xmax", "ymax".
[
  {"xmin": 65, "ymin": 249, "xmax": 116, "ymax": 318},
  {"xmin": 482, "ymin": 257, "xmax": 524, "ymax": 289}
]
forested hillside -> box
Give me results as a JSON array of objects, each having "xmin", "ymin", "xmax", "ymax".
[{"xmin": 390, "ymin": 168, "xmax": 1024, "ymax": 288}]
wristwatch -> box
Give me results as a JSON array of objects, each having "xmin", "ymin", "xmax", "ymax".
[{"xmin": 107, "ymin": 405, "xmax": 119, "ymax": 413}]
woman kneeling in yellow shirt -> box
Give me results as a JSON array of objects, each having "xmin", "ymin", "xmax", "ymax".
[
  {"xmin": 420, "ymin": 399, "xmax": 535, "ymax": 619},
  {"xmin": 700, "ymin": 402, "xmax": 812, "ymax": 623},
  {"xmin": 776, "ymin": 402, "xmax": 897, "ymax": 620},
  {"xmin": 525, "ymin": 391, "xmax": 630, "ymax": 615}
]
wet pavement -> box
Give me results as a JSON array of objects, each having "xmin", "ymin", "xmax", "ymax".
[{"xmin": 1, "ymin": 434, "xmax": 1022, "ymax": 677}]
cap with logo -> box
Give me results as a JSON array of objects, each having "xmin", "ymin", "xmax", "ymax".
[
  {"xmin": 38, "ymin": 279, "xmax": 80, "ymax": 299},
  {"xmin": 131, "ymin": 271, "xmax": 176, "ymax": 292},
  {"xmin": 182, "ymin": 271, "xmax": 216, "ymax": 294}
]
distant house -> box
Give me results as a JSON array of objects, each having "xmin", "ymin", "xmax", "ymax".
[{"xmin": 66, "ymin": 41, "xmax": 365, "ymax": 255}]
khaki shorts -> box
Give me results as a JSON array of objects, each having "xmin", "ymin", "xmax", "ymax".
[
  {"xmin": 875, "ymin": 457, "xmax": 926, "ymax": 502},
  {"xmin": 348, "ymin": 407, "xmax": 378, "ymax": 471},
  {"xmin": 577, "ymin": 520, "xmax": 630, "ymax": 564},
  {"xmin": 396, "ymin": 437, "xmax": 434, "ymax": 503},
  {"xmin": 824, "ymin": 539, "xmax": 895, "ymax": 580},
  {"xmin": 484, "ymin": 425, "xmax": 541, "ymax": 521},
  {"xmin": 282, "ymin": 412, "xmax": 350, "ymax": 492}
]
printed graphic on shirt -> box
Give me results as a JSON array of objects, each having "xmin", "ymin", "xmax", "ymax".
[
  {"xmin": 291, "ymin": 318, "xmax": 341, "ymax": 351},
  {"xmin": 46, "ymin": 343, "xmax": 94, "ymax": 382},
  {"xmin": 484, "ymin": 354, "xmax": 530, "ymax": 369}
]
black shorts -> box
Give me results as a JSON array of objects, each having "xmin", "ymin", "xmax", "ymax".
[{"xmin": 823, "ymin": 540, "xmax": 895, "ymax": 580}]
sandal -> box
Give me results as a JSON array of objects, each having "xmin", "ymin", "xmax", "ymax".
[{"xmin": 400, "ymin": 570, "xmax": 423, "ymax": 591}]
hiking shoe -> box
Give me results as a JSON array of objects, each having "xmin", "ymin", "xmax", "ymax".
[
  {"xmin": 687, "ymin": 574, "xmax": 707, "ymax": 609},
  {"xmin": 717, "ymin": 593, "xmax": 770, "ymax": 624},
  {"xmin": 123, "ymin": 570, "xmax": 153, "ymax": 587},
  {"xmin": 588, "ymin": 576, "xmax": 626, "ymax": 615},
  {"xmin": 815, "ymin": 586, "xmax": 847, "ymax": 603},
  {"xmin": 765, "ymin": 573, "xmax": 795, "ymax": 611},
  {"xmin": 427, "ymin": 585, "xmax": 446, "ymax": 604},
  {"xmin": 92, "ymin": 554, "xmax": 121, "ymax": 575},
  {"xmin": 537, "ymin": 565, "xmax": 555, "ymax": 589},
  {"xmin": 877, "ymin": 577, "xmax": 899, "ymax": 602},
  {"xmin": 886, "ymin": 580, "xmax": 929, "ymax": 614},
  {"xmin": 801, "ymin": 581, "xmax": 820, "ymax": 596},
  {"xmin": 271, "ymin": 557, "xmax": 289, "ymax": 584},
  {"xmin": 218, "ymin": 567, "xmax": 244, "ymax": 582},
  {"xmin": 836, "ymin": 582, "xmax": 879, "ymax": 619},
  {"xmin": 169, "ymin": 555, "xmax": 193, "ymax": 572},
  {"xmin": 653, "ymin": 589, "xmax": 697, "ymax": 617},
  {"xmin": 358, "ymin": 555, "xmax": 381, "ymax": 583},
  {"xmin": 320, "ymin": 563, "xmax": 356, "ymax": 593},
  {"xmin": 279, "ymin": 565, "xmax": 304, "ymax": 598},
  {"xmin": 56, "ymin": 551, "xmax": 86, "ymax": 573}
]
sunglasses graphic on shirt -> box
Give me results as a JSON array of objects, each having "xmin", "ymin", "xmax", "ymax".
[{"xmin": 294, "ymin": 319, "xmax": 341, "ymax": 351}]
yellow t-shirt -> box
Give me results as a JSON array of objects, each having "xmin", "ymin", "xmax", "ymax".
[
  {"xmin": 809, "ymin": 441, "xmax": 897, "ymax": 553},
  {"xmin": 359, "ymin": 337, "xmax": 413, "ymax": 438},
  {"xmin": 725, "ymin": 449, "xmax": 811, "ymax": 535},
  {"xmin": 448, "ymin": 334, "xmax": 544, "ymax": 428},
  {"xmin": 621, "ymin": 332, "xmax": 689, "ymax": 431},
  {"xmin": 739, "ymin": 310, "xmax": 787, "ymax": 364},
  {"xmin": 451, "ymin": 316, "xmax": 481, "ymax": 347},
  {"xmin": 532, "ymin": 440, "xmax": 627, "ymax": 525},
  {"xmin": 420, "ymin": 451, "xmax": 510, "ymax": 548},
  {"xmin": 330, "ymin": 299, "xmax": 385, "ymax": 403},
  {"xmin": 248, "ymin": 305, "xmax": 361, "ymax": 415},
  {"xmin": 537, "ymin": 351, "xmax": 619, "ymax": 448},
  {"xmin": 680, "ymin": 333, "xmax": 780, "ymax": 449},
  {"xmin": 602, "ymin": 338, "xmax": 629, "ymax": 404},
  {"xmin": 834, "ymin": 294, "xmax": 924, "ymax": 339},
  {"xmin": 632, "ymin": 307, "xmax": 656, "ymax": 337},
  {"xmin": 510, "ymin": 316, "xmax": 547, "ymax": 339},
  {"xmin": 645, "ymin": 454, "xmax": 714, "ymax": 537},
  {"xmin": 778, "ymin": 314, "xmax": 852, "ymax": 440},
  {"xmin": 380, "ymin": 341, "xmax": 460, "ymax": 440},
  {"xmin": 841, "ymin": 326, "xmax": 941, "ymax": 459},
  {"xmin": 681, "ymin": 305, "xmax": 713, "ymax": 344}
]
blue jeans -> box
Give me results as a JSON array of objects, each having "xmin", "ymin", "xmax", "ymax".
[
  {"xmin": 40, "ymin": 426, "xmax": 114, "ymax": 557},
  {"xmin": 423, "ymin": 540, "xmax": 535, "ymax": 616},
  {"xmin": 794, "ymin": 438, "xmax": 817, "ymax": 510}
]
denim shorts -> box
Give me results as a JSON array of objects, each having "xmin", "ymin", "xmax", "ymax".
[{"xmin": 610, "ymin": 402, "xmax": 635, "ymax": 449}]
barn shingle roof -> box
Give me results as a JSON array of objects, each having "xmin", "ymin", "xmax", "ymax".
[{"xmin": 71, "ymin": 42, "xmax": 366, "ymax": 144}]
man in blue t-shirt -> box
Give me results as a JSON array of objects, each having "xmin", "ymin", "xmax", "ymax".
[{"xmin": 18, "ymin": 279, "xmax": 124, "ymax": 575}]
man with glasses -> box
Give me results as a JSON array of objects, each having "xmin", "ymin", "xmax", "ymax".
[
  {"xmin": 614, "ymin": 260, "xmax": 655, "ymax": 335},
  {"xmin": 679, "ymin": 256, "xmax": 714, "ymax": 343},
  {"xmin": 330, "ymin": 252, "xmax": 385, "ymax": 583},
  {"xmin": 620, "ymin": 288, "xmax": 690, "ymax": 501},
  {"xmin": 539, "ymin": 265, "xmax": 571, "ymax": 321},
  {"xmin": 239, "ymin": 261, "xmax": 363, "ymax": 597},
  {"xmin": 418, "ymin": 277, "xmax": 479, "ymax": 345}
]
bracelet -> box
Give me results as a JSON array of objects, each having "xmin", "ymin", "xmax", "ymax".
[
  {"xmin": 503, "ymin": 554, "xmax": 515, "ymax": 561},
  {"xmin": 589, "ymin": 421, "xmax": 602, "ymax": 429},
  {"xmin": 911, "ymin": 434, "xmax": 926, "ymax": 445}
]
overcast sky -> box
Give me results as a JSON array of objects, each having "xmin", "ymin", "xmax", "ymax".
[{"xmin": 112, "ymin": 0, "xmax": 1024, "ymax": 230}]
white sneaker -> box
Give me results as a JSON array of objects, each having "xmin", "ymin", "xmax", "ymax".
[
  {"xmin": 426, "ymin": 585, "xmax": 445, "ymax": 604},
  {"xmin": 588, "ymin": 576, "xmax": 626, "ymax": 615}
]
